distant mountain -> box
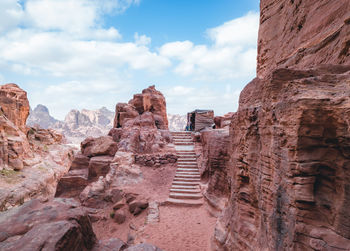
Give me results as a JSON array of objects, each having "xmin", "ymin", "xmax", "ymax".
[
  {"xmin": 27, "ymin": 105, "xmax": 187, "ymax": 142},
  {"xmin": 167, "ymin": 114, "xmax": 187, "ymax": 131},
  {"xmin": 27, "ymin": 104, "xmax": 59, "ymax": 129},
  {"xmin": 27, "ymin": 105, "xmax": 114, "ymax": 144}
]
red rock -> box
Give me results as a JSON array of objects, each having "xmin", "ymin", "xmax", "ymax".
[
  {"xmin": 0, "ymin": 198, "xmax": 96, "ymax": 250},
  {"xmin": 199, "ymin": 129, "xmax": 230, "ymax": 201},
  {"xmin": 214, "ymin": 112, "xmax": 234, "ymax": 129},
  {"xmin": 0, "ymin": 83, "xmax": 29, "ymax": 132},
  {"xmin": 213, "ymin": 65, "xmax": 350, "ymax": 250},
  {"xmin": 55, "ymin": 168, "xmax": 89, "ymax": 197},
  {"xmin": 88, "ymin": 156, "xmax": 113, "ymax": 180},
  {"xmin": 70, "ymin": 153, "xmax": 90, "ymax": 170},
  {"xmin": 113, "ymin": 210, "xmax": 127, "ymax": 224},
  {"xmin": 113, "ymin": 103, "xmax": 139, "ymax": 128},
  {"xmin": 129, "ymin": 201, "xmax": 149, "ymax": 215},
  {"xmin": 124, "ymin": 243, "xmax": 163, "ymax": 251},
  {"xmin": 257, "ymin": 0, "xmax": 350, "ymax": 78},
  {"xmin": 81, "ymin": 136, "xmax": 118, "ymax": 157},
  {"xmin": 93, "ymin": 238, "xmax": 127, "ymax": 251}
]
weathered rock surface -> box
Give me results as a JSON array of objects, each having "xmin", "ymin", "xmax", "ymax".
[
  {"xmin": 0, "ymin": 84, "xmax": 74, "ymax": 210},
  {"xmin": 81, "ymin": 136, "xmax": 118, "ymax": 157},
  {"xmin": 198, "ymin": 129, "xmax": 230, "ymax": 212},
  {"xmin": 214, "ymin": 65, "xmax": 350, "ymax": 250},
  {"xmin": 214, "ymin": 112, "xmax": 234, "ymax": 129},
  {"xmin": 0, "ymin": 83, "xmax": 29, "ymax": 131},
  {"xmin": 114, "ymin": 85, "xmax": 168, "ymax": 130},
  {"xmin": 257, "ymin": 0, "xmax": 350, "ymax": 78},
  {"xmin": 0, "ymin": 198, "xmax": 96, "ymax": 251}
]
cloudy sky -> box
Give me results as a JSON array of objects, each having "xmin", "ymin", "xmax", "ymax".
[{"xmin": 0, "ymin": 0, "xmax": 260, "ymax": 119}]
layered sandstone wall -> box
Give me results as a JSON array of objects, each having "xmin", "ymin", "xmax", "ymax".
[
  {"xmin": 257, "ymin": 0, "xmax": 350, "ymax": 78},
  {"xmin": 214, "ymin": 66, "xmax": 350, "ymax": 250},
  {"xmin": 213, "ymin": 0, "xmax": 350, "ymax": 250}
]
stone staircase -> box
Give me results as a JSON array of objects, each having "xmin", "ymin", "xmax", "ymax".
[{"xmin": 167, "ymin": 131, "xmax": 203, "ymax": 206}]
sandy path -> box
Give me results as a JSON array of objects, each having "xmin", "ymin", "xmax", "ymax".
[{"xmin": 137, "ymin": 205, "xmax": 217, "ymax": 251}]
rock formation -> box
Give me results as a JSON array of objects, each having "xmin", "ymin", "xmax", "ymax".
[
  {"xmin": 110, "ymin": 86, "xmax": 172, "ymax": 154},
  {"xmin": 212, "ymin": 1, "xmax": 350, "ymax": 250},
  {"xmin": 0, "ymin": 84, "xmax": 74, "ymax": 211},
  {"xmin": 0, "ymin": 198, "xmax": 162, "ymax": 251},
  {"xmin": 0, "ymin": 84, "xmax": 29, "ymax": 132},
  {"xmin": 257, "ymin": 0, "xmax": 350, "ymax": 78},
  {"xmin": 114, "ymin": 85, "xmax": 168, "ymax": 130}
]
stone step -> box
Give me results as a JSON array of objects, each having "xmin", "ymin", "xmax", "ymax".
[
  {"xmin": 174, "ymin": 177, "xmax": 200, "ymax": 182},
  {"xmin": 178, "ymin": 163, "xmax": 197, "ymax": 166},
  {"xmin": 177, "ymin": 161, "xmax": 197, "ymax": 164},
  {"xmin": 175, "ymin": 174, "xmax": 201, "ymax": 179},
  {"xmin": 174, "ymin": 143, "xmax": 193, "ymax": 145},
  {"xmin": 176, "ymin": 151, "xmax": 196, "ymax": 153},
  {"xmin": 176, "ymin": 168, "xmax": 199, "ymax": 172},
  {"xmin": 169, "ymin": 193, "xmax": 202, "ymax": 199},
  {"xmin": 165, "ymin": 198, "xmax": 203, "ymax": 207},
  {"xmin": 171, "ymin": 185, "xmax": 199, "ymax": 189},
  {"xmin": 176, "ymin": 172, "xmax": 200, "ymax": 176},
  {"xmin": 170, "ymin": 188, "xmax": 201, "ymax": 193},
  {"xmin": 177, "ymin": 165, "xmax": 197, "ymax": 168},
  {"xmin": 172, "ymin": 181, "xmax": 200, "ymax": 186}
]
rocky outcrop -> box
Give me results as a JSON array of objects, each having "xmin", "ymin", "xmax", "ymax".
[
  {"xmin": 0, "ymin": 198, "xmax": 96, "ymax": 251},
  {"xmin": 198, "ymin": 129, "xmax": 230, "ymax": 212},
  {"xmin": 214, "ymin": 112, "xmax": 234, "ymax": 129},
  {"xmin": 0, "ymin": 84, "xmax": 74, "ymax": 210},
  {"xmin": 214, "ymin": 66, "xmax": 350, "ymax": 250},
  {"xmin": 0, "ymin": 84, "xmax": 30, "ymax": 132},
  {"xmin": 114, "ymin": 85, "xmax": 168, "ymax": 130},
  {"xmin": 257, "ymin": 0, "xmax": 350, "ymax": 78},
  {"xmin": 0, "ymin": 198, "xmax": 162, "ymax": 251},
  {"xmin": 213, "ymin": 1, "xmax": 350, "ymax": 250}
]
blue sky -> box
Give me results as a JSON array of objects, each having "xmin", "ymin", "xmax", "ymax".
[{"xmin": 0, "ymin": 0, "xmax": 260, "ymax": 119}]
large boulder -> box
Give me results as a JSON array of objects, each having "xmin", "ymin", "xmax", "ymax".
[
  {"xmin": 81, "ymin": 136, "xmax": 118, "ymax": 157},
  {"xmin": 0, "ymin": 198, "xmax": 96, "ymax": 251}
]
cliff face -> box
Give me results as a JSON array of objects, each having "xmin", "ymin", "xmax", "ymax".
[
  {"xmin": 257, "ymin": 0, "xmax": 350, "ymax": 78},
  {"xmin": 213, "ymin": 0, "xmax": 350, "ymax": 250}
]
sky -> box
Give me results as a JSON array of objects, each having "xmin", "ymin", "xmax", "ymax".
[{"xmin": 0, "ymin": 0, "xmax": 260, "ymax": 120}]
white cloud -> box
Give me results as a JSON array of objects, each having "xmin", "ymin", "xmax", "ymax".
[
  {"xmin": 0, "ymin": 0, "xmax": 24, "ymax": 33},
  {"xmin": 207, "ymin": 11, "xmax": 259, "ymax": 47},
  {"xmin": 134, "ymin": 33, "xmax": 151, "ymax": 46},
  {"xmin": 160, "ymin": 12, "xmax": 259, "ymax": 81}
]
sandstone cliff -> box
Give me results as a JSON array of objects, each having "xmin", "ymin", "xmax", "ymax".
[
  {"xmin": 212, "ymin": 0, "xmax": 350, "ymax": 250},
  {"xmin": 0, "ymin": 84, "xmax": 74, "ymax": 211},
  {"xmin": 257, "ymin": 0, "xmax": 350, "ymax": 78}
]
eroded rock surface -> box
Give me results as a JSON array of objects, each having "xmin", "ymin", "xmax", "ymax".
[
  {"xmin": 257, "ymin": 0, "xmax": 350, "ymax": 78},
  {"xmin": 214, "ymin": 65, "xmax": 350, "ymax": 250}
]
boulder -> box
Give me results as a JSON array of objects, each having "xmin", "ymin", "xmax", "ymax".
[
  {"xmin": 124, "ymin": 243, "xmax": 163, "ymax": 251},
  {"xmin": 93, "ymin": 238, "xmax": 127, "ymax": 251},
  {"xmin": 88, "ymin": 155, "xmax": 113, "ymax": 180},
  {"xmin": 81, "ymin": 136, "xmax": 118, "ymax": 157},
  {"xmin": 113, "ymin": 210, "xmax": 127, "ymax": 224},
  {"xmin": 0, "ymin": 198, "xmax": 96, "ymax": 251},
  {"xmin": 55, "ymin": 168, "xmax": 89, "ymax": 197},
  {"xmin": 129, "ymin": 201, "xmax": 149, "ymax": 215},
  {"xmin": 113, "ymin": 103, "xmax": 139, "ymax": 128},
  {"xmin": 70, "ymin": 153, "xmax": 90, "ymax": 170}
]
